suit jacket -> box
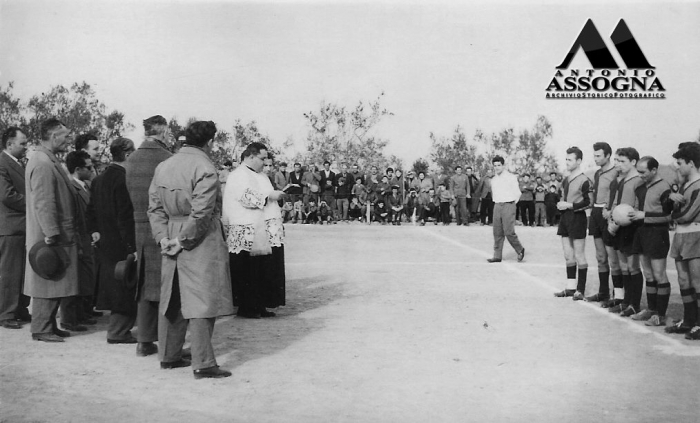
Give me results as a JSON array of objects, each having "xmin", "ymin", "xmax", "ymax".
[
  {"xmin": 88, "ymin": 164, "xmax": 136, "ymax": 313},
  {"xmin": 148, "ymin": 146, "xmax": 233, "ymax": 319},
  {"xmin": 320, "ymin": 169, "xmax": 335, "ymax": 189},
  {"xmin": 125, "ymin": 139, "xmax": 172, "ymax": 302},
  {"xmin": 24, "ymin": 147, "xmax": 79, "ymax": 298},
  {"xmin": 0, "ymin": 151, "xmax": 26, "ymax": 235},
  {"xmin": 274, "ymin": 170, "xmax": 288, "ymax": 191}
]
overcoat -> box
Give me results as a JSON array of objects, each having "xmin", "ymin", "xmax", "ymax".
[
  {"xmin": 148, "ymin": 146, "xmax": 234, "ymax": 319},
  {"xmin": 24, "ymin": 147, "xmax": 79, "ymax": 298},
  {"xmin": 125, "ymin": 139, "xmax": 172, "ymax": 302},
  {"xmin": 88, "ymin": 164, "xmax": 136, "ymax": 313},
  {"xmin": 71, "ymin": 179, "xmax": 96, "ymax": 296}
]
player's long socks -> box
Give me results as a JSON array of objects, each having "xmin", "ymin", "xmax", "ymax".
[
  {"xmin": 656, "ymin": 282, "xmax": 671, "ymax": 317},
  {"xmin": 565, "ymin": 265, "xmax": 577, "ymax": 292},
  {"xmin": 611, "ymin": 273, "xmax": 623, "ymax": 303},
  {"xmin": 680, "ymin": 288, "xmax": 697, "ymax": 326},
  {"xmin": 598, "ymin": 271, "xmax": 610, "ymax": 297},
  {"xmin": 621, "ymin": 273, "xmax": 631, "ymax": 306},
  {"xmin": 646, "ymin": 279, "xmax": 657, "ymax": 312},
  {"xmin": 577, "ymin": 267, "xmax": 588, "ymax": 293},
  {"xmin": 630, "ymin": 272, "xmax": 644, "ymax": 310}
]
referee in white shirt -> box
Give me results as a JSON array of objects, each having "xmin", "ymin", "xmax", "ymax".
[{"xmin": 487, "ymin": 155, "xmax": 525, "ymax": 263}]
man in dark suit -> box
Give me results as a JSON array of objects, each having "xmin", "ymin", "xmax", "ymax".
[
  {"xmin": 320, "ymin": 160, "xmax": 336, "ymax": 190},
  {"xmin": 88, "ymin": 138, "xmax": 138, "ymax": 344},
  {"xmin": 0, "ymin": 127, "xmax": 29, "ymax": 329},
  {"xmin": 125, "ymin": 115, "xmax": 172, "ymax": 357},
  {"xmin": 61, "ymin": 150, "xmax": 97, "ymax": 331}
]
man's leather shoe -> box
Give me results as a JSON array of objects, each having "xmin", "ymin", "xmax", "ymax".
[
  {"xmin": 33, "ymin": 333, "xmax": 65, "ymax": 342},
  {"xmin": 193, "ymin": 366, "xmax": 232, "ymax": 379},
  {"xmin": 554, "ymin": 289, "xmax": 575, "ymax": 298},
  {"xmin": 260, "ymin": 310, "xmax": 276, "ymax": 318},
  {"xmin": 78, "ymin": 318, "xmax": 98, "ymax": 325},
  {"xmin": 62, "ymin": 323, "xmax": 88, "ymax": 332},
  {"xmin": 15, "ymin": 312, "xmax": 31, "ymax": 323},
  {"xmin": 1, "ymin": 320, "xmax": 23, "ymax": 329},
  {"xmin": 107, "ymin": 335, "xmax": 137, "ymax": 344},
  {"xmin": 53, "ymin": 328, "xmax": 71, "ymax": 337},
  {"xmin": 517, "ymin": 248, "xmax": 525, "ymax": 262},
  {"xmin": 486, "ymin": 258, "xmax": 502, "ymax": 263},
  {"xmin": 585, "ymin": 293, "xmax": 610, "ymax": 302},
  {"xmin": 137, "ymin": 342, "xmax": 158, "ymax": 357},
  {"xmin": 161, "ymin": 359, "xmax": 191, "ymax": 369},
  {"xmin": 236, "ymin": 310, "xmax": 261, "ymax": 319}
]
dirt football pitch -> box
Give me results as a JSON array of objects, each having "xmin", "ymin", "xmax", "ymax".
[{"xmin": 1, "ymin": 222, "xmax": 699, "ymax": 423}]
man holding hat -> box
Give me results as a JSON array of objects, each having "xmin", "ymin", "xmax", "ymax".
[
  {"xmin": 24, "ymin": 118, "xmax": 79, "ymax": 342},
  {"xmin": 125, "ymin": 115, "xmax": 172, "ymax": 357}
]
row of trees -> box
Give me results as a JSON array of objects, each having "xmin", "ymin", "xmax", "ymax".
[{"xmin": 1, "ymin": 82, "xmax": 561, "ymax": 175}]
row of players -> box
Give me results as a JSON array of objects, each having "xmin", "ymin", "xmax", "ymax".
[{"xmin": 552, "ymin": 141, "xmax": 700, "ymax": 340}]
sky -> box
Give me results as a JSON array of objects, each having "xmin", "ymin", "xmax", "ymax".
[{"xmin": 1, "ymin": 0, "xmax": 699, "ymax": 171}]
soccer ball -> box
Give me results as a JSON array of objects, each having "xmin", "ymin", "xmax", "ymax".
[{"xmin": 612, "ymin": 203, "xmax": 635, "ymax": 227}]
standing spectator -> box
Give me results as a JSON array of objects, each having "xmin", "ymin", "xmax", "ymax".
[
  {"xmin": 125, "ymin": 114, "xmax": 172, "ymax": 357},
  {"xmin": 274, "ymin": 162, "xmax": 289, "ymax": 191},
  {"xmin": 149, "ymin": 120, "xmax": 234, "ymax": 378},
  {"xmin": 320, "ymin": 161, "xmax": 335, "ymax": 191},
  {"xmin": 519, "ymin": 174, "xmax": 536, "ymax": 226},
  {"xmin": 350, "ymin": 163, "xmax": 365, "ymax": 185},
  {"xmin": 394, "ymin": 169, "xmax": 406, "ymax": 202},
  {"xmin": 62, "ymin": 151, "xmax": 97, "ymax": 332},
  {"xmin": 405, "ymin": 170, "xmax": 421, "ymax": 193},
  {"xmin": 387, "ymin": 185, "xmax": 404, "ymax": 225},
  {"xmin": 74, "ymin": 133, "xmax": 102, "ymax": 178},
  {"xmin": 466, "ymin": 166, "xmax": 480, "ymax": 220},
  {"xmin": 0, "ymin": 127, "xmax": 30, "ymax": 329},
  {"xmin": 549, "ymin": 171, "xmax": 561, "ymax": 192},
  {"xmin": 302, "ymin": 163, "xmax": 321, "ymax": 206},
  {"xmin": 376, "ymin": 175, "xmax": 391, "ymax": 200},
  {"xmin": 364, "ymin": 165, "xmax": 380, "ymax": 191},
  {"xmin": 533, "ymin": 185, "xmax": 547, "ymax": 226},
  {"xmin": 544, "ymin": 185, "xmax": 560, "ymax": 227},
  {"xmin": 487, "ymin": 156, "xmax": 526, "ymax": 263},
  {"xmin": 386, "ymin": 168, "xmax": 398, "ymax": 187},
  {"xmin": 477, "ymin": 169, "xmax": 494, "ymax": 225},
  {"xmin": 287, "ymin": 162, "xmax": 304, "ymax": 203},
  {"xmin": 24, "ymin": 118, "xmax": 79, "ymax": 342},
  {"xmin": 336, "ymin": 176, "xmax": 352, "ymax": 222},
  {"xmin": 450, "ymin": 165, "xmax": 470, "ymax": 226},
  {"xmin": 88, "ymin": 138, "xmax": 138, "ymax": 344},
  {"xmin": 437, "ymin": 181, "xmax": 454, "ymax": 225},
  {"xmin": 321, "ymin": 177, "xmax": 337, "ymax": 220}
]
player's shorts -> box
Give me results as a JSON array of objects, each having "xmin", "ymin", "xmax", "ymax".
[
  {"xmin": 670, "ymin": 231, "xmax": 700, "ymax": 261},
  {"xmin": 588, "ymin": 207, "xmax": 614, "ymax": 246},
  {"xmin": 612, "ymin": 221, "xmax": 641, "ymax": 255},
  {"xmin": 632, "ymin": 224, "xmax": 670, "ymax": 259},
  {"xmin": 557, "ymin": 210, "xmax": 587, "ymax": 239}
]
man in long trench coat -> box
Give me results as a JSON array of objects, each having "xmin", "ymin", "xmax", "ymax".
[
  {"xmin": 125, "ymin": 115, "xmax": 172, "ymax": 357},
  {"xmin": 88, "ymin": 138, "xmax": 138, "ymax": 343},
  {"xmin": 24, "ymin": 118, "xmax": 79, "ymax": 342},
  {"xmin": 148, "ymin": 120, "xmax": 233, "ymax": 379}
]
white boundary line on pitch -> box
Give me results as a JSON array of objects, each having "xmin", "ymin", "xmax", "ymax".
[{"xmin": 419, "ymin": 227, "xmax": 700, "ymax": 357}]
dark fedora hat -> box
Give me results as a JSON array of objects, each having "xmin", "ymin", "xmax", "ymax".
[
  {"xmin": 114, "ymin": 254, "xmax": 137, "ymax": 287},
  {"xmin": 28, "ymin": 240, "xmax": 70, "ymax": 281}
]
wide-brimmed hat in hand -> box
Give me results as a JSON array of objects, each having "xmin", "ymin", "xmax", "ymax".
[{"xmin": 28, "ymin": 240, "xmax": 70, "ymax": 281}]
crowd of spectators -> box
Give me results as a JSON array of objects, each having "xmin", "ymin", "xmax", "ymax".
[{"xmin": 252, "ymin": 160, "xmax": 565, "ymax": 227}]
